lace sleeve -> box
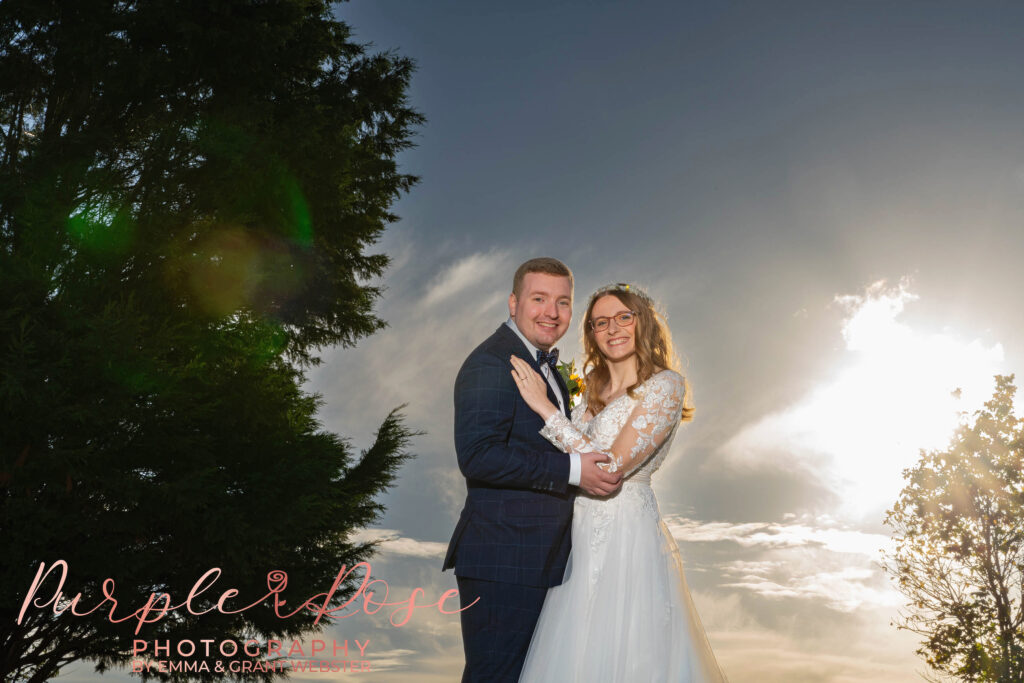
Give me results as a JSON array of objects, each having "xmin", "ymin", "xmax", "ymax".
[
  {"xmin": 539, "ymin": 412, "xmax": 592, "ymax": 454},
  {"xmin": 539, "ymin": 372, "xmax": 685, "ymax": 476},
  {"xmin": 607, "ymin": 371, "xmax": 685, "ymax": 475}
]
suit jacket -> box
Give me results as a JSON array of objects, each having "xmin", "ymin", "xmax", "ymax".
[{"xmin": 442, "ymin": 323, "xmax": 575, "ymax": 587}]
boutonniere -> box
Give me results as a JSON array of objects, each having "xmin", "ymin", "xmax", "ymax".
[{"xmin": 556, "ymin": 359, "xmax": 585, "ymax": 407}]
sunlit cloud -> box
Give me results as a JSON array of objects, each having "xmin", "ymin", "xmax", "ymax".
[
  {"xmin": 720, "ymin": 566, "xmax": 899, "ymax": 612},
  {"xmin": 667, "ymin": 514, "xmax": 901, "ymax": 612},
  {"xmin": 422, "ymin": 250, "xmax": 510, "ymax": 306},
  {"xmin": 350, "ymin": 528, "xmax": 448, "ymax": 558},
  {"xmin": 665, "ymin": 514, "xmax": 894, "ymax": 557},
  {"xmin": 715, "ymin": 277, "xmax": 1004, "ymax": 521},
  {"xmin": 716, "ymin": 559, "xmax": 782, "ymax": 577},
  {"xmin": 286, "ymin": 649, "xmax": 423, "ymax": 682},
  {"xmin": 711, "ymin": 626, "xmax": 919, "ymax": 683},
  {"xmin": 350, "ymin": 648, "xmax": 417, "ymax": 672}
]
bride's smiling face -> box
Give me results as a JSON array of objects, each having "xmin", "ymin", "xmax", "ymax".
[{"xmin": 590, "ymin": 294, "xmax": 636, "ymax": 362}]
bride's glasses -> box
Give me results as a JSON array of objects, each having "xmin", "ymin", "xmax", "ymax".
[{"xmin": 589, "ymin": 311, "xmax": 636, "ymax": 332}]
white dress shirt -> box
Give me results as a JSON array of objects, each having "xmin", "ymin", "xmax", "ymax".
[{"xmin": 506, "ymin": 318, "xmax": 582, "ymax": 486}]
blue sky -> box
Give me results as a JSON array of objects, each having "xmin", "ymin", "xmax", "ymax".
[{"xmin": 63, "ymin": 2, "xmax": 1024, "ymax": 681}]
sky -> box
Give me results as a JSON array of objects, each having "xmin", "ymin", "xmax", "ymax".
[{"xmin": 60, "ymin": 1, "xmax": 1024, "ymax": 682}]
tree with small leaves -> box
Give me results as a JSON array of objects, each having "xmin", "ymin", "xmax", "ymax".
[{"xmin": 883, "ymin": 375, "xmax": 1024, "ymax": 682}]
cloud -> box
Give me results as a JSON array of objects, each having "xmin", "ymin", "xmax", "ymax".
[
  {"xmin": 717, "ymin": 559, "xmax": 786, "ymax": 578},
  {"xmin": 713, "ymin": 277, "xmax": 1004, "ymax": 521},
  {"xmin": 678, "ymin": 585, "xmax": 921, "ymax": 683},
  {"xmin": 667, "ymin": 514, "xmax": 902, "ymax": 612},
  {"xmin": 351, "ymin": 528, "xmax": 448, "ymax": 558},
  {"xmin": 422, "ymin": 250, "xmax": 510, "ymax": 307},
  {"xmin": 353, "ymin": 647, "xmax": 417, "ymax": 672},
  {"xmin": 711, "ymin": 625, "xmax": 921, "ymax": 683},
  {"xmin": 665, "ymin": 514, "xmax": 894, "ymax": 557},
  {"xmin": 720, "ymin": 566, "xmax": 899, "ymax": 612}
]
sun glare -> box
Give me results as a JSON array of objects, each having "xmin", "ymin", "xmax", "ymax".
[{"xmin": 722, "ymin": 278, "xmax": 1004, "ymax": 521}]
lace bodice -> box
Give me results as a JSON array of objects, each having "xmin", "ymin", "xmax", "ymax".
[
  {"xmin": 522, "ymin": 369, "xmax": 730, "ymax": 683},
  {"xmin": 540, "ymin": 370, "xmax": 686, "ymax": 485}
]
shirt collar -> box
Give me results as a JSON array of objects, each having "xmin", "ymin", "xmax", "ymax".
[
  {"xmin": 506, "ymin": 318, "xmax": 545, "ymax": 359},
  {"xmin": 507, "ymin": 319, "xmax": 565, "ymax": 412}
]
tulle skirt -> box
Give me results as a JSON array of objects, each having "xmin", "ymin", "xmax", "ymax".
[{"xmin": 519, "ymin": 482, "xmax": 728, "ymax": 682}]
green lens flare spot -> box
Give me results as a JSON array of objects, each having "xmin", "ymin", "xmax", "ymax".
[
  {"xmin": 66, "ymin": 206, "xmax": 135, "ymax": 253},
  {"xmin": 284, "ymin": 177, "xmax": 313, "ymax": 248}
]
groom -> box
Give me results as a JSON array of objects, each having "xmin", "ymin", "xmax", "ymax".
[{"xmin": 442, "ymin": 257, "xmax": 622, "ymax": 682}]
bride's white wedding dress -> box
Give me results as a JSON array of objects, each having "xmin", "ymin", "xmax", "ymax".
[{"xmin": 519, "ymin": 370, "xmax": 728, "ymax": 682}]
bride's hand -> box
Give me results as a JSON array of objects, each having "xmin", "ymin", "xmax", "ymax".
[{"xmin": 509, "ymin": 355, "xmax": 559, "ymax": 421}]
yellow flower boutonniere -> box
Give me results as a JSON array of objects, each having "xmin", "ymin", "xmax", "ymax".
[{"xmin": 556, "ymin": 359, "xmax": 585, "ymax": 407}]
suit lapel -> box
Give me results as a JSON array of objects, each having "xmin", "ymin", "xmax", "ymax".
[
  {"xmin": 550, "ymin": 363, "xmax": 571, "ymax": 418},
  {"xmin": 529, "ymin": 355, "xmax": 563, "ymax": 415},
  {"xmin": 498, "ymin": 323, "xmax": 571, "ymax": 418},
  {"xmin": 530, "ymin": 349, "xmax": 571, "ymax": 419}
]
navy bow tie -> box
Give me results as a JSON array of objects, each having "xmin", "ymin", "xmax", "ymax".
[{"xmin": 536, "ymin": 348, "xmax": 559, "ymax": 370}]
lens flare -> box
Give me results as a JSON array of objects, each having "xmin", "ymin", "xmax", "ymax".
[{"xmin": 66, "ymin": 206, "xmax": 135, "ymax": 254}]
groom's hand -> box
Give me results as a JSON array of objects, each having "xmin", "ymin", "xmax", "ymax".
[{"xmin": 579, "ymin": 452, "xmax": 622, "ymax": 496}]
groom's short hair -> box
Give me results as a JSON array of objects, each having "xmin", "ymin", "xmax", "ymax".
[{"xmin": 512, "ymin": 257, "xmax": 574, "ymax": 298}]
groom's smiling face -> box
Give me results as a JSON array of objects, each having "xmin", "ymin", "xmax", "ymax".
[{"xmin": 509, "ymin": 272, "xmax": 573, "ymax": 351}]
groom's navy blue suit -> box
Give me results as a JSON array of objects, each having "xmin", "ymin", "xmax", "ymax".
[{"xmin": 443, "ymin": 323, "xmax": 574, "ymax": 682}]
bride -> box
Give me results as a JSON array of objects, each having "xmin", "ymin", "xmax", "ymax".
[{"xmin": 509, "ymin": 283, "xmax": 729, "ymax": 682}]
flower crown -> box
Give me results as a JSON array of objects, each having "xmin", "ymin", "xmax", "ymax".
[{"xmin": 589, "ymin": 282, "xmax": 654, "ymax": 305}]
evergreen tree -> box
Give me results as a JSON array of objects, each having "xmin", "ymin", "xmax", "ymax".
[{"xmin": 0, "ymin": 1, "xmax": 422, "ymax": 679}]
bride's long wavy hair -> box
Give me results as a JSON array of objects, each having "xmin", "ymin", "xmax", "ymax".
[{"xmin": 581, "ymin": 284, "xmax": 694, "ymax": 422}]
